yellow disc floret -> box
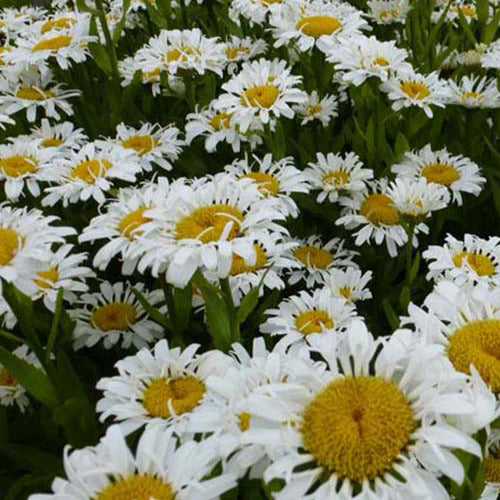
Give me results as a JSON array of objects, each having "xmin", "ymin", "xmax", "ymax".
[
  {"xmin": 16, "ymin": 87, "xmax": 53, "ymax": 101},
  {"xmin": 32, "ymin": 35, "xmax": 72, "ymax": 53},
  {"xmin": 294, "ymin": 246, "xmax": 333, "ymax": 269},
  {"xmin": 360, "ymin": 193, "xmax": 400, "ymax": 225},
  {"xmin": 0, "ymin": 156, "xmax": 38, "ymax": 177},
  {"xmin": 0, "ymin": 228, "xmax": 20, "ymax": 266},
  {"xmin": 230, "ymin": 244, "xmax": 267, "ymax": 275},
  {"xmin": 452, "ymin": 252, "xmax": 495, "ymax": 277},
  {"xmin": 421, "ymin": 163, "xmax": 460, "ymax": 186},
  {"xmin": 96, "ymin": 475, "xmax": 174, "ymax": 500},
  {"xmin": 71, "ymin": 159, "xmax": 112, "ymax": 183},
  {"xmin": 242, "ymin": 85, "xmax": 279, "ymax": 108},
  {"xmin": 296, "ymin": 16, "xmax": 343, "ymax": 38},
  {"xmin": 122, "ymin": 135, "xmax": 158, "ymax": 156},
  {"xmin": 0, "ymin": 367, "xmax": 18, "ymax": 387},
  {"xmin": 91, "ymin": 302, "xmax": 137, "ymax": 332},
  {"xmin": 400, "ymin": 82, "xmax": 431, "ymax": 100},
  {"xmin": 118, "ymin": 208, "xmax": 151, "ymax": 240},
  {"xmin": 35, "ymin": 268, "xmax": 59, "ymax": 289},
  {"xmin": 295, "ymin": 310, "xmax": 334, "ymax": 335},
  {"xmin": 241, "ymin": 172, "xmax": 280, "ymax": 196},
  {"xmin": 323, "ymin": 171, "xmax": 350, "ymax": 187}
]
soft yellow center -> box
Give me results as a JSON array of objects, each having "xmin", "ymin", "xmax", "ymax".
[
  {"xmin": 91, "ymin": 302, "xmax": 137, "ymax": 332},
  {"xmin": 373, "ymin": 57, "xmax": 389, "ymax": 66},
  {"xmin": 142, "ymin": 68, "xmax": 161, "ymax": 82},
  {"xmin": 455, "ymin": 5, "xmax": 476, "ymax": 16},
  {"xmin": 41, "ymin": 138, "xmax": 64, "ymax": 148},
  {"xmin": 461, "ymin": 91, "xmax": 483, "ymax": 101},
  {"xmin": 400, "ymin": 82, "xmax": 431, "ymax": 100},
  {"xmin": 118, "ymin": 208, "xmax": 151, "ymax": 240},
  {"xmin": 360, "ymin": 193, "xmax": 400, "ymax": 225},
  {"xmin": 239, "ymin": 412, "xmax": 251, "ymax": 431},
  {"xmin": 301, "ymin": 376, "xmax": 416, "ymax": 482},
  {"xmin": 448, "ymin": 320, "xmax": 500, "ymax": 392},
  {"xmin": 294, "ymin": 246, "xmax": 333, "ymax": 269},
  {"xmin": 452, "ymin": 252, "xmax": 495, "ymax": 277},
  {"xmin": 96, "ymin": 475, "xmax": 174, "ymax": 500},
  {"xmin": 210, "ymin": 112, "xmax": 232, "ymax": 130},
  {"xmin": 242, "ymin": 85, "xmax": 279, "ymax": 108},
  {"xmin": 339, "ymin": 287, "xmax": 352, "ymax": 299},
  {"xmin": 142, "ymin": 376, "xmax": 206, "ymax": 418},
  {"xmin": 485, "ymin": 456, "xmax": 500, "ymax": 483},
  {"xmin": 16, "ymin": 87, "xmax": 53, "ymax": 100},
  {"xmin": 296, "ymin": 16, "xmax": 343, "ymax": 38},
  {"xmin": 380, "ymin": 8, "xmax": 400, "ymax": 20},
  {"xmin": 165, "ymin": 46, "xmax": 200, "ymax": 63},
  {"xmin": 0, "ymin": 228, "xmax": 20, "ymax": 266},
  {"xmin": 0, "ymin": 155, "xmax": 38, "ymax": 177},
  {"xmin": 230, "ymin": 243, "xmax": 267, "ymax": 275},
  {"xmin": 71, "ymin": 159, "xmax": 112, "ymax": 183},
  {"xmin": 0, "ymin": 46, "xmax": 12, "ymax": 66},
  {"xmin": 32, "ymin": 35, "xmax": 72, "ymax": 52},
  {"xmin": 0, "ymin": 367, "xmax": 18, "ymax": 387},
  {"xmin": 175, "ymin": 204, "xmax": 244, "ymax": 243},
  {"xmin": 323, "ymin": 171, "xmax": 350, "ymax": 187},
  {"xmin": 241, "ymin": 172, "xmax": 280, "ymax": 196},
  {"xmin": 226, "ymin": 46, "xmax": 250, "ymax": 60},
  {"xmin": 307, "ymin": 105, "xmax": 322, "ymax": 115},
  {"xmin": 35, "ymin": 268, "xmax": 59, "ymax": 289},
  {"xmin": 41, "ymin": 18, "xmax": 76, "ymax": 34},
  {"xmin": 295, "ymin": 310, "xmax": 334, "ymax": 335},
  {"xmin": 421, "ymin": 163, "xmax": 460, "ymax": 186},
  {"xmin": 122, "ymin": 135, "xmax": 157, "ymax": 156}
]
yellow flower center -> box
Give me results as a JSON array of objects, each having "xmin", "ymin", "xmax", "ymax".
[
  {"xmin": 230, "ymin": 243, "xmax": 267, "ymax": 275},
  {"xmin": 295, "ymin": 310, "xmax": 334, "ymax": 335},
  {"xmin": 16, "ymin": 87, "xmax": 53, "ymax": 101},
  {"xmin": 301, "ymin": 376, "xmax": 416, "ymax": 483},
  {"xmin": 210, "ymin": 112, "xmax": 232, "ymax": 131},
  {"xmin": 373, "ymin": 57, "xmax": 389, "ymax": 66},
  {"xmin": 96, "ymin": 475, "xmax": 174, "ymax": 500},
  {"xmin": 0, "ymin": 46, "xmax": 12, "ymax": 66},
  {"xmin": 260, "ymin": 0, "xmax": 282, "ymax": 5},
  {"xmin": 421, "ymin": 163, "xmax": 460, "ymax": 186},
  {"xmin": 323, "ymin": 171, "xmax": 350, "ymax": 187},
  {"xmin": 91, "ymin": 302, "xmax": 137, "ymax": 332},
  {"xmin": 461, "ymin": 91, "xmax": 483, "ymax": 101},
  {"xmin": 360, "ymin": 193, "xmax": 400, "ymax": 225},
  {"xmin": 142, "ymin": 376, "xmax": 206, "ymax": 418},
  {"xmin": 294, "ymin": 246, "xmax": 334, "ymax": 269},
  {"xmin": 241, "ymin": 172, "xmax": 280, "ymax": 196},
  {"xmin": 0, "ymin": 228, "xmax": 20, "ymax": 266},
  {"xmin": 175, "ymin": 204, "xmax": 244, "ymax": 243},
  {"xmin": 242, "ymin": 85, "xmax": 279, "ymax": 108},
  {"xmin": 165, "ymin": 46, "xmax": 200, "ymax": 63},
  {"xmin": 40, "ymin": 17, "xmax": 77, "ymax": 34},
  {"xmin": 71, "ymin": 159, "xmax": 112, "ymax": 184},
  {"xmin": 122, "ymin": 135, "xmax": 158, "ymax": 156},
  {"xmin": 339, "ymin": 287, "xmax": 352, "ymax": 299},
  {"xmin": 0, "ymin": 367, "xmax": 18, "ymax": 387},
  {"xmin": 35, "ymin": 267, "xmax": 59, "ymax": 290},
  {"xmin": 118, "ymin": 208, "xmax": 151, "ymax": 240},
  {"xmin": 485, "ymin": 456, "xmax": 500, "ymax": 483},
  {"xmin": 41, "ymin": 138, "xmax": 64, "ymax": 148},
  {"xmin": 380, "ymin": 8, "xmax": 400, "ymax": 20},
  {"xmin": 239, "ymin": 412, "xmax": 251, "ymax": 431},
  {"xmin": 448, "ymin": 320, "xmax": 500, "ymax": 392},
  {"xmin": 226, "ymin": 46, "xmax": 250, "ymax": 60},
  {"xmin": 452, "ymin": 252, "xmax": 495, "ymax": 277},
  {"xmin": 400, "ymin": 82, "xmax": 431, "ymax": 100},
  {"xmin": 142, "ymin": 68, "xmax": 161, "ymax": 83},
  {"xmin": 296, "ymin": 16, "xmax": 343, "ymax": 38},
  {"xmin": 0, "ymin": 155, "xmax": 38, "ymax": 177},
  {"xmin": 32, "ymin": 35, "xmax": 72, "ymax": 53},
  {"xmin": 307, "ymin": 105, "xmax": 322, "ymax": 115},
  {"xmin": 456, "ymin": 5, "xmax": 476, "ymax": 16}
]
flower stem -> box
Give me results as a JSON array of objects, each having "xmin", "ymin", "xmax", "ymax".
[{"xmin": 220, "ymin": 278, "xmax": 240, "ymax": 343}]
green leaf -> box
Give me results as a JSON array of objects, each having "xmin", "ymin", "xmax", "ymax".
[
  {"xmin": 0, "ymin": 346, "xmax": 58, "ymax": 408},
  {"xmin": 173, "ymin": 285, "xmax": 193, "ymax": 333},
  {"xmin": 457, "ymin": 9, "xmax": 478, "ymax": 45},
  {"xmin": 0, "ymin": 444, "xmax": 62, "ymax": 474},
  {"xmin": 236, "ymin": 268, "xmax": 270, "ymax": 326},
  {"xmin": 4, "ymin": 473, "xmax": 56, "ymax": 500},
  {"xmin": 89, "ymin": 42, "xmax": 112, "ymax": 75},
  {"xmin": 132, "ymin": 287, "xmax": 171, "ymax": 329},
  {"xmin": 192, "ymin": 271, "xmax": 232, "ymax": 351},
  {"xmin": 409, "ymin": 251, "xmax": 421, "ymax": 283},
  {"xmin": 394, "ymin": 132, "xmax": 409, "ymax": 157},
  {"xmin": 45, "ymin": 288, "xmax": 64, "ymax": 364},
  {"xmin": 382, "ymin": 298, "xmax": 400, "ymax": 330},
  {"xmin": 112, "ymin": 0, "xmax": 132, "ymax": 42}
]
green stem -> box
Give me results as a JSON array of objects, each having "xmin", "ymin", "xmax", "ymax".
[
  {"xmin": 404, "ymin": 223, "xmax": 415, "ymax": 285},
  {"xmin": 161, "ymin": 277, "xmax": 185, "ymax": 348},
  {"xmin": 220, "ymin": 278, "xmax": 240, "ymax": 343},
  {"xmin": 179, "ymin": 0, "xmax": 188, "ymax": 28},
  {"xmin": 0, "ymin": 329, "xmax": 25, "ymax": 344}
]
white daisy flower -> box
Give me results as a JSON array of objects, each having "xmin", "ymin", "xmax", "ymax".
[
  {"xmin": 224, "ymin": 36, "xmax": 268, "ymax": 74},
  {"xmin": 0, "ymin": 204, "xmax": 75, "ymax": 296},
  {"xmin": 71, "ymin": 281, "xmax": 165, "ymax": 351},
  {"xmin": 447, "ymin": 75, "xmax": 500, "ymax": 108},
  {"xmin": 0, "ymin": 139, "xmax": 59, "ymax": 201},
  {"xmin": 455, "ymin": 43, "xmax": 489, "ymax": 66},
  {"xmin": 304, "ymin": 151, "xmax": 373, "ymax": 203},
  {"xmin": 136, "ymin": 175, "xmax": 288, "ymax": 288},
  {"xmin": 367, "ymin": 0, "xmax": 411, "ymax": 23},
  {"xmin": 0, "ymin": 294, "xmax": 16, "ymax": 329},
  {"xmin": 185, "ymin": 103, "xmax": 264, "ymax": 153},
  {"xmin": 31, "ymin": 244, "xmax": 94, "ymax": 312},
  {"xmin": 261, "ymin": 287, "xmax": 358, "ymax": 349},
  {"xmin": 243, "ymin": 321, "xmax": 486, "ymax": 500},
  {"xmin": 325, "ymin": 35, "xmax": 413, "ymax": 85},
  {"xmin": 135, "ymin": 28, "xmax": 226, "ymax": 77},
  {"xmin": 229, "ymin": 0, "xmax": 285, "ymax": 26},
  {"xmin": 35, "ymin": 11, "xmax": 90, "ymax": 37},
  {"xmin": 286, "ymin": 235, "xmax": 359, "ymax": 287},
  {"xmin": 119, "ymin": 55, "xmax": 164, "ymax": 97},
  {"xmin": 391, "ymin": 144, "xmax": 485, "ymax": 205},
  {"xmin": 0, "ymin": 69, "xmax": 80, "ymax": 122},
  {"xmin": 0, "ymin": 344, "xmax": 42, "ymax": 412},
  {"xmin": 336, "ymin": 180, "xmax": 407, "ymax": 257},
  {"xmin": 380, "ymin": 70, "xmax": 451, "ymax": 118},
  {"xmin": 293, "ymin": 90, "xmax": 338, "ymax": 126},
  {"xmin": 423, "ymin": 233, "xmax": 500, "ymax": 288},
  {"xmin": 213, "ymin": 58, "xmax": 307, "ymax": 133},
  {"xmin": 481, "ymin": 39, "xmax": 500, "ymax": 69},
  {"xmin": 432, "ymin": 1, "xmax": 480, "ymax": 23},
  {"xmin": 109, "ymin": 122, "xmax": 184, "ymax": 172},
  {"xmin": 42, "ymin": 141, "xmax": 140, "ymax": 207},
  {"xmin": 79, "ymin": 179, "xmax": 172, "ymax": 274},
  {"xmin": 96, "ymin": 339, "xmax": 234, "ymax": 435},
  {"xmin": 481, "ymin": 430, "xmax": 500, "ymax": 500},
  {"xmin": 326, "ymin": 267, "xmax": 372, "ymax": 302},
  {"xmin": 224, "ymin": 153, "xmax": 310, "ymax": 218},
  {"xmin": 29, "ymin": 424, "xmax": 237, "ymax": 500}
]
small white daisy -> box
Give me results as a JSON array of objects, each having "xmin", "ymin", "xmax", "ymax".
[
  {"xmin": 119, "ymin": 55, "xmax": 163, "ymax": 97},
  {"xmin": 326, "ymin": 267, "xmax": 372, "ymax": 302},
  {"xmin": 423, "ymin": 233, "xmax": 500, "ymax": 288},
  {"xmin": 213, "ymin": 58, "xmax": 307, "ymax": 133},
  {"xmin": 481, "ymin": 39, "xmax": 500, "ymax": 69},
  {"xmin": 229, "ymin": 0, "xmax": 285, "ymax": 25},
  {"xmin": 224, "ymin": 36, "xmax": 268, "ymax": 74},
  {"xmin": 304, "ymin": 151, "xmax": 373, "ymax": 203},
  {"xmin": 71, "ymin": 281, "xmax": 165, "ymax": 351},
  {"xmin": 481, "ymin": 431, "xmax": 500, "ymax": 500},
  {"xmin": 42, "ymin": 141, "xmax": 140, "ymax": 207},
  {"xmin": 367, "ymin": 0, "xmax": 411, "ymax": 23},
  {"xmin": 391, "ymin": 144, "xmax": 485, "ymax": 205},
  {"xmin": 293, "ymin": 90, "xmax": 338, "ymax": 126},
  {"xmin": 286, "ymin": 235, "xmax": 359, "ymax": 287},
  {"xmin": 447, "ymin": 75, "xmax": 500, "ymax": 108}
]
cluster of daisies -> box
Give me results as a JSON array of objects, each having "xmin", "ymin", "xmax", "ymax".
[{"xmin": 0, "ymin": 0, "xmax": 498, "ymax": 499}]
